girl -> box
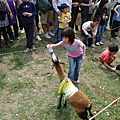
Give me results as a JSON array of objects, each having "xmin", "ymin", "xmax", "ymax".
[
  {"xmin": 47, "ymin": 27, "xmax": 86, "ymax": 83},
  {"xmin": 95, "ymin": 0, "xmax": 108, "ymax": 46}
]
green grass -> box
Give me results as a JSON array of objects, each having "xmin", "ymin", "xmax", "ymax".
[{"xmin": 0, "ymin": 29, "xmax": 120, "ymax": 120}]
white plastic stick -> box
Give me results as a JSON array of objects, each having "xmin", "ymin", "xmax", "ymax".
[{"xmin": 89, "ymin": 97, "xmax": 120, "ymax": 120}]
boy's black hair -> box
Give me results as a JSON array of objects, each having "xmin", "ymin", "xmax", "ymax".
[
  {"xmin": 108, "ymin": 44, "xmax": 119, "ymax": 52},
  {"xmin": 61, "ymin": 27, "xmax": 75, "ymax": 44},
  {"xmin": 93, "ymin": 16, "xmax": 101, "ymax": 22}
]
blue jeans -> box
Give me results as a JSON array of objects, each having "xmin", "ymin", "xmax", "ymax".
[
  {"xmin": 95, "ymin": 24, "xmax": 104, "ymax": 43},
  {"xmin": 68, "ymin": 55, "xmax": 83, "ymax": 81},
  {"xmin": 58, "ymin": 28, "xmax": 63, "ymax": 42}
]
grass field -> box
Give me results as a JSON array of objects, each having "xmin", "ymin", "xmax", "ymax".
[{"xmin": 0, "ymin": 29, "xmax": 120, "ymax": 120}]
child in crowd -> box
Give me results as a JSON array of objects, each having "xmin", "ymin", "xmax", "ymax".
[
  {"xmin": 47, "ymin": 27, "xmax": 86, "ymax": 83},
  {"xmin": 57, "ymin": 3, "xmax": 71, "ymax": 42},
  {"xmin": 95, "ymin": 0, "xmax": 108, "ymax": 46},
  {"xmin": 19, "ymin": 0, "xmax": 37, "ymax": 52},
  {"xmin": 110, "ymin": 2, "xmax": 120, "ymax": 40},
  {"xmin": 99, "ymin": 44, "xmax": 119, "ymax": 71},
  {"xmin": 82, "ymin": 16, "xmax": 101, "ymax": 48}
]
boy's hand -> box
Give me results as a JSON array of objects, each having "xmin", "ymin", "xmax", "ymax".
[
  {"xmin": 27, "ymin": 13, "xmax": 32, "ymax": 17},
  {"xmin": 111, "ymin": 67, "xmax": 116, "ymax": 72},
  {"xmin": 23, "ymin": 12, "xmax": 28, "ymax": 16},
  {"xmin": 88, "ymin": 34, "xmax": 91, "ymax": 38}
]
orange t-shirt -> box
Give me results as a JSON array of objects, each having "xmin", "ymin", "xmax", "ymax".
[{"xmin": 99, "ymin": 48, "xmax": 113, "ymax": 63}]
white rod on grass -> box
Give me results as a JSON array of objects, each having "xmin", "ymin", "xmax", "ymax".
[{"xmin": 89, "ymin": 97, "xmax": 120, "ymax": 120}]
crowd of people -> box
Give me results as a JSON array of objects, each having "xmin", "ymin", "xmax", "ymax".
[
  {"xmin": 0, "ymin": 0, "xmax": 120, "ymax": 53},
  {"xmin": 0, "ymin": 0, "xmax": 120, "ymax": 83}
]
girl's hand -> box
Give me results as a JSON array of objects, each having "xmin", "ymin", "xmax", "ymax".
[
  {"xmin": 81, "ymin": 56, "xmax": 85, "ymax": 63},
  {"xmin": 116, "ymin": 13, "xmax": 119, "ymax": 18},
  {"xmin": 47, "ymin": 44, "xmax": 52, "ymax": 49},
  {"xmin": 10, "ymin": 12, "xmax": 13, "ymax": 19}
]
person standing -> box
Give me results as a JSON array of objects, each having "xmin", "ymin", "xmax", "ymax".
[
  {"xmin": 69, "ymin": 0, "xmax": 80, "ymax": 29},
  {"xmin": 19, "ymin": 0, "xmax": 37, "ymax": 52},
  {"xmin": 52, "ymin": 0, "xmax": 72, "ymax": 43},
  {"xmin": 79, "ymin": 0, "xmax": 95, "ymax": 36},
  {"xmin": 0, "ymin": 0, "xmax": 12, "ymax": 48},
  {"xmin": 57, "ymin": 3, "xmax": 71, "ymax": 42},
  {"xmin": 95, "ymin": 0, "xmax": 108, "ymax": 46},
  {"xmin": 7, "ymin": 0, "xmax": 19, "ymax": 41}
]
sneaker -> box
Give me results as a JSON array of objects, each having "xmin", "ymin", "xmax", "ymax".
[
  {"xmin": 32, "ymin": 45, "xmax": 36, "ymax": 51},
  {"xmin": 35, "ymin": 35, "xmax": 41, "ymax": 41},
  {"xmin": 110, "ymin": 37, "xmax": 116, "ymax": 41},
  {"xmin": 48, "ymin": 31, "xmax": 54, "ymax": 37},
  {"xmin": 16, "ymin": 37, "xmax": 20, "ymax": 40},
  {"xmin": 90, "ymin": 44, "xmax": 95, "ymax": 48},
  {"xmin": 101, "ymin": 64, "xmax": 107, "ymax": 69},
  {"xmin": 95, "ymin": 42, "xmax": 100, "ymax": 46},
  {"xmin": 23, "ymin": 48, "xmax": 31, "ymax": 53},
  {"xmin": 76, "ymin": 80, "xmax": 80, "ymax": 84},
  {"xmin": 10, "ymin": 39, "xmax": 14, "ymax": 42},
  {"xmin": 100, "ymin": 41, "xmax": 103, "ymax": 45},
  {"xmin": 38, "ymin": 31, "xmax": 41, "ymax": 35},
  {"xmin": 20, "ymin": 29, "xmax": 24, "ymax": 34},
  {"xmin": 103, "ymin": 34, "xmax": 106, "ymax": 38},
  {"xmin": 43, "ymin": 33, "xmax": 51, "ymax": 39}
]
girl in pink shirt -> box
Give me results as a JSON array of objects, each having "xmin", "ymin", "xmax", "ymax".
[{"xmin": 47, "ymin": 27, "xmax": 86, "ymax": 83}]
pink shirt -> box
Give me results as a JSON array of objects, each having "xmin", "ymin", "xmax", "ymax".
[
  {"xmin": 99, "ymin": 48, "xmax": 113, "ymax": 63},
  {"xmin": 59, "ymin": 39, "xmax": 84, "ymax": 58}
]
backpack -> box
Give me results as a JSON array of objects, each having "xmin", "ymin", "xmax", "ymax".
[
  {"xmin": 37, "ymin": 0, "xmax": 52, "ymax": 13},
  {"xmin": 0, "ymin": 0, "xmax": 7, "ymax": 20}
]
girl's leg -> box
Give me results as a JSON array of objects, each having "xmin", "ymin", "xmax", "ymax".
[
  {"xmin": 74, "ymin": 55, "xmax": 83, "ymax": 81},
  {"xmin": 68, "ymin": 56, "xmax": 75, "ymax": 81},
  {"xmin": 2, "ymin": 27, "xmax": 10, "ymax": 47}
]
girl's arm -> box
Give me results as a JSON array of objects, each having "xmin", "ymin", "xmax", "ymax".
[
  {"xmin": 47, "ymin": 42, "xmax": 61, "ymax": 49},
  {"xmin": 81, "ymin": 44, "xmax": 86, "ymax": 62},
  {"xmin": 114, "ymin": 5, "xmax": 120, "ymax": 17}
]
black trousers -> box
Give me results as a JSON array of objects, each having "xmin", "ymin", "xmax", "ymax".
[{"xmin": 23, "ymin": 23, "xmax": 34, "ymax": 49}]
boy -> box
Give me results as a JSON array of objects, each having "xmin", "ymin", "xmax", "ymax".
[
  {"xmin": 82, "ymin": 16, "xmax": 101, "ymax": 48},
  {"xmin": 57, "ymin": 3, "xmax": 71, "ymax": 42},
  {"xmin": 19, "ymin": 0, "xmax": 37, "ymax": 52},
  {"xmin": 99, "ymin": 44, "xmax": 119, "ymax": 71}
]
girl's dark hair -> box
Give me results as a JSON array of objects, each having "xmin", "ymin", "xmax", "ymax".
[
  {"xmin": 61, "ymin": 27, "xmax": 75, "ymax": 44},
  {"xmin": 99, "ymin": 0, "xmax": 108, "ymax": 8},
  {"xmin": 108, "ymin": 44, "xmax": 119, "ymax": 52}
]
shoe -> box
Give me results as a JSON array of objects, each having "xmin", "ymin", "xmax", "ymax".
[
  {"xmin": 35, "ymin": 35, "xmax": 41, "ymax": 41},
  {"xmin": 38, "ymin": 31, "xmax": 41, "ymax": 35},
  {"xmin": 16, "ymin": 37, "xmax": 20, "ymax": 40},
  {"xmin": 103, "ymin": 34, "xmax": 106, "ymax": 38},
  {"xmin": 110, "ymin": 37, "xmax": 116, "ymax": 41},
  {"xmin": 10, "ymin": 39, "xmax": 14, "ymax": 42},
  {"xmin": 95, "ymin": 42, "xmax": 100, "ymax": 46},
  {"xmin": 43, "ymin": 33, "xmax": 51, "ymax": 39},
  {"xmin": 20, "ymin": 29, "xmax": 24, "ymax": 34},
  {"xmin": 76, "ymin": 80, "xmax": 80, "ymax": 84},
  {"xmin": 90, "ymin": 44, "xmax": 95, "ymax": 48},
  {"xmin": 23, "ymin": 48, "xmax": 31, "ymax": 53},
  {"xmin": 101, "ymin": 64, "xmax": 107, "ymax": 69},
  {"xmin": 48, "ymin": 31, "xmax": 54, "ymax": 37},
  {"xmin": 32, "ymin": 45, "xmax": 36, "ymax": 51},
  {"xmin": 100, "ymin": 41, "xmax": 103, "ymax": 45}
]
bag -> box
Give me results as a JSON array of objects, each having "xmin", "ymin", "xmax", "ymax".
[
  {"xmin": 37, "ymin": 0, "xmax": 52, "ymax": 13},
  {"xmin": 0, "ymin": 0, "xmax": 7, "ymax": 20}
]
